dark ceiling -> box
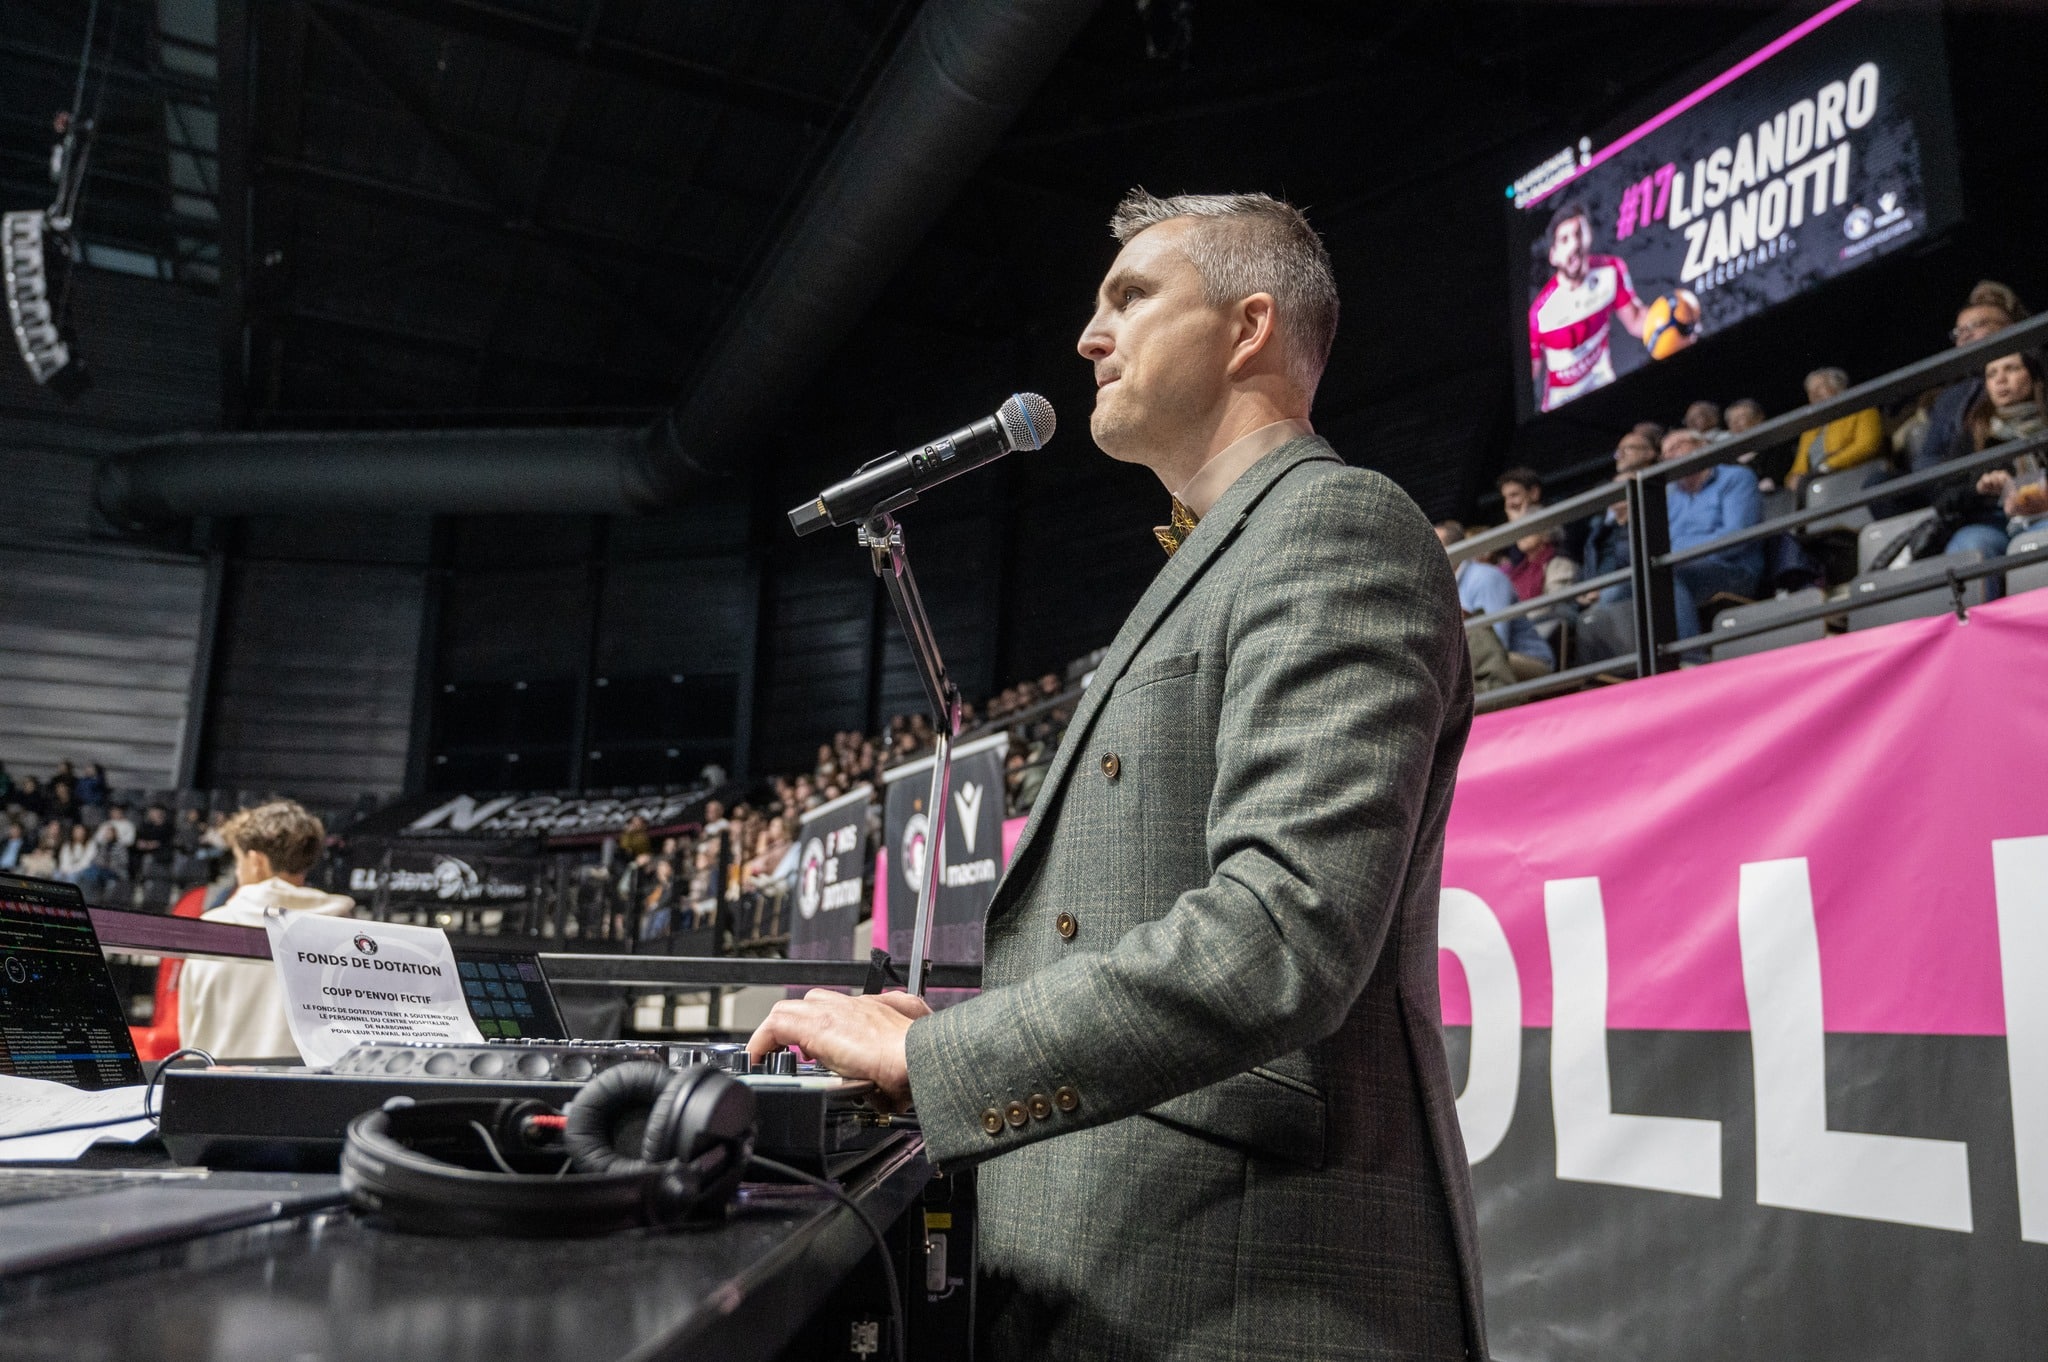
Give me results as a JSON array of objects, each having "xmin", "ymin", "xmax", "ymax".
[{"xmin": 5, "ymin": 1, "xmax": 2046, "ymax": 525}]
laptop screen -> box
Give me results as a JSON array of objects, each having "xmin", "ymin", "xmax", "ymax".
[
  {"xmin": 0, "ymin": 874, "xmax": 145, "ymax": 1089},
  {"xmin": 451, "ymin": 947, "xmax": 569, "ymax": 1041}
]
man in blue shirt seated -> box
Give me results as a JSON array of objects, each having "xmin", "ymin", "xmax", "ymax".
[
  {"xmin": 1662, "ymin": 427, "xmax": 1765, "ymax": 647},
  {"xmin": 1436, "ymin": 520, "xmax": 1554, "ymax": 683}
]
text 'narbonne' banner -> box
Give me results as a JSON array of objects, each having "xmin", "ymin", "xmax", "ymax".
[{"xmin": 1439, "ymin": 589, "xmax": 2048, "ymax": 1360}]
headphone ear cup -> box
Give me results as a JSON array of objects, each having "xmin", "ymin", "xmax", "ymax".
[
  {"xmin": 563, "ymin": 1061, "xmax": 672, "ymax": 1174},
  {"xmin": 639, "ymin": 1067, "xmax": 703, "ymax": 1163}
]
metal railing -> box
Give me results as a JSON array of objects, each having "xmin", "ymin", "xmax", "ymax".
[
  {"xmin": 85, "ymin": 902, "xmax": 985, "ymax": 991},
  {"xmin": 1449, "ymin": 311, "xmax": 2048, "ymax": 709}
]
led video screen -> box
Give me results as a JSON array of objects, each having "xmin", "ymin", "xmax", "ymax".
[{"xmin": 1508, "ymin": 0, "xmax": 1961, "ymax": 418}]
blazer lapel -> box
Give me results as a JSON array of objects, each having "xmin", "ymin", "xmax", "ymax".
[{"xmin": 989, "ymin": 437, "xmax": 1339, "ymax": 910}]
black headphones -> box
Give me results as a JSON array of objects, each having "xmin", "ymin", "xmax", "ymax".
[{"xmin": 340, "ymin": 1061, "xmax": 757, "ymax": 1236}]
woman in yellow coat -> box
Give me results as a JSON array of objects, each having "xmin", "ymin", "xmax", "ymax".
[{"xmin": 1788, "ymin": 366, "xmax": 1884, "ymax": 490}]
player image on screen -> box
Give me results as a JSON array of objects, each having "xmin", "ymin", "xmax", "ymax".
[{"xmin": 1528, "ymin": 201, "xmax": 1650, "ymax": 413}]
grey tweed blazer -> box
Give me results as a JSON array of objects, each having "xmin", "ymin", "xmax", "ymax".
[{"xmin": 903, "ymin": 436, "xmax": 1485, "ymax": 1362}]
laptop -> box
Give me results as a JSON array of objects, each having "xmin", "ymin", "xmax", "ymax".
[
  {"xmin": 451, "ymin": 944, "xmax": 570, "ymax": 1041},
  {"xmin": 0, "ymin": 873, "xmax": 342, "ymax": 1278}
]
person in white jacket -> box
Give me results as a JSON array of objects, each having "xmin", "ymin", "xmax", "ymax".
[{"xmin": 179, "ymin": 800, "xmax": 354, "ymax": 1062}]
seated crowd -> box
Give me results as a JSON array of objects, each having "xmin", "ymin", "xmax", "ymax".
[
  {"xmin": 608, "ymin": 667, "xmax": 1083, "ymax": 945},
  {"xmin": 1442, "ymin": 278, "xmax": 2047, "ymax": 690},
  {"xmin": 0, "ymin": 759, "xmax": 230, "ymax": 907}
]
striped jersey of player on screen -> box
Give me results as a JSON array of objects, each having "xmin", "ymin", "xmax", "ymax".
[{"xmin": 1527, "ymin": 199, "xmax": 1650, "ymax": 413}]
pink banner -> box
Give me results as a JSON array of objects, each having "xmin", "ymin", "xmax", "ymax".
[{"xmin": 1439, "ymin": 589, "xmax": 2048, "ymax": 1036}]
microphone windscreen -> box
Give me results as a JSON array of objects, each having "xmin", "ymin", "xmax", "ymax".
[{"xmin": 999, "ymin": 392, "xmax": 1056, "ymax": 452}]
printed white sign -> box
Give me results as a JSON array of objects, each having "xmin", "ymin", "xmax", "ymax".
[{"xmin": 264, "ymin": 913, "xmax": 483, "ymax": 1068}]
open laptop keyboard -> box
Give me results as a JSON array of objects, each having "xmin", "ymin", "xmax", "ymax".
[{"xmin": 0, "ymin": 1168, "xmax": 210, "ymax": 1208}]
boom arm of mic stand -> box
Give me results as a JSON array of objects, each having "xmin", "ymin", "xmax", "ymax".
[{"xmin": 857, "ymin": 512, "xmax": 961, "ymax": 998}]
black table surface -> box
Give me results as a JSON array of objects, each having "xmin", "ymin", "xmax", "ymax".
[{"xmin": 0, "ymin": 1134, "xmax": 929, "ymax": 1361}]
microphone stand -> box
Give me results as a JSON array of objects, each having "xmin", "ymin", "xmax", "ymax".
[{"xmin": 856, "ymin": 511, "xmax": 960, "ymax": 998}]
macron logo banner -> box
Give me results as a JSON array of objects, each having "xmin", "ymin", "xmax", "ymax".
[{"xmin": 1436, "ymin": 589, "xmax": 2048, "ymax": 1359}]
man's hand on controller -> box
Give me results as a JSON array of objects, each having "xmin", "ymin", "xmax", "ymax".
[{"xmin": 746, "ymin": 989, "xmax": 932, "ymax": 1113}]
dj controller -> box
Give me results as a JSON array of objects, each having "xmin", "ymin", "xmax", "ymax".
[{"xmin": 159, "ymin": 1040, "xmax": 898, "ymax": 1176}]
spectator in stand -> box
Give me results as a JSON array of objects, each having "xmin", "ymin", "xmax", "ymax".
[
  {"xmin": 0, "ymin": 820, "xmax": 23, "ymax": 870},
  {"xmin": 1942, "ymin": 351, "xmax": 2048, "ymax": 568},
  {"xmin": 132, "ymin": 804, "xmax": 176, "ymax": 905},
  {"xmin": 0, "ymin": 763, "xmax": 12, "ymax": 803},
  {"xmin": 13, "ymin": 776, "xmax": 44, "ymax": 823},
  {"xmin": 55, "ymin": 822, "xmax": 96, "ymax": 888},
  {"xmin": 182, "ymin": 801, "xmax": 354, "ymax": 1062},
  {"xmin": 1786, "ymin": 367, "xmax": 1884, "ymax": 492},
  {"xmin": 44, "ymin": 777, "xmax": 79, "ymax": 826},
  {"xmin": 1725, "ymin": 399, "xmax": 1792, "ymax": 486},
  {"xmin": 1436, "ymin": 519, "xmax": 1553, "ymax": 685},
  {"xmin": 1578, "ymin": 429, "xmax": 1660, "ymax": 596},
  {"xmin": 101, "ymin": 801, "xmax": 135, "ymax": 850},
  {"xmin": 76, "ymin": 763, "xmax": 107, "ymax": 808},
  {"xmin": 1662, "ymin": 427, "xmax": 1765, "ymax": 650},
  {"xmin": 20, "ymin": 824, "xmax": 59, "ymax": 878},
  {"xmin": 1915, "ymin": 282, "xmax": 2029, "ymax": 475},
  {"xmin": 1493, "ymin": 466, "xmax": 1578, "ymax": 602},
  {"xmin": 1684, "ymin": 401, "xmax": 1724, "ymax": 438},
  {"xmin": 616, "ymin": 814, "xmax": 652, "ymax": 860}
]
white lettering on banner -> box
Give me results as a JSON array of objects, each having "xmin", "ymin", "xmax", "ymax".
[
  {"xmin": 1737, "ymin": 859, "xmax": 1973, "ymax": 1232},
  {"xmin": 942, "ymin": 859, "xmax": 997, "ymax": 889},
  {"xmin": 1992, "ymin": 836, "xmax": 2048, "ymax": 1244},
  {"xmin": 1439, "ymin": 889, "xmax": 1521, "ymax": 1164},
  {"xmin": 406, "ymin": 795, "xmax": 518, "ymax": 833},
  {"xmin": 1544, "ymin": 878, "xmax": 1723, "ymax": 1199}
]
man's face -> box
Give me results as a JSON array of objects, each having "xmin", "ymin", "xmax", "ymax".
[
  {"xmin": 1077, "ymin": 219, "xmax": 1240, "ymax": 464},
  {"xmin": 1548, "ymin": 215, "xmax": 1590, "ymax": 282},
  {"xmin": 1500, "ymin": 480, "xmax": 1538, "ymax": 520},
  {"xmin": 1662, "ymin": 430, "xmax": 1710, "ymax": 491},
  {"xmin": 1986, "ymin": 353, "xmax": 2034, "ymax": 408},
  {"xmin": 1613, "ymin": 434, "xmax": 1657, "ymax": 475},
  {"xmin": 1726, "ymin": 404, "xmax": 1763, "ymax": 434},
  {"xmin": 1954, "ymin": 304, "xmax": 2011, "ymax": 347},
  {"xmin": 1684, "ymin": 401, "xmax": 1721, "ymax": 433}
]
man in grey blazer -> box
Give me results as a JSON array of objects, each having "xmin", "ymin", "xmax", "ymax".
[{"xmin": 750, "ymin": 189, "xmax": 1485, "ymax": 1361}]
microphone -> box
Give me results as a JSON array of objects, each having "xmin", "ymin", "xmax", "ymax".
[{"xmin": 788, "ymin": 393, "xmax": 1055, "ymax": 536}]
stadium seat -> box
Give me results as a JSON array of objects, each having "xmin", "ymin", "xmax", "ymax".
[
  {"xmin": 1844, "ymin": 551, "xmax": 1987, "ymax": 631},
  {"xmin": 1858, "ymin": 508, "xmax": 1939, "ymax": 573},
  {"xmin": 2009, "ymin": 526, "xmax": 2048, "ymax": 596},
  {"xmin": 1802, "ymin": 464, "xmax": 1891, "ymax": 536},
  {"xmin": 1760, "ymin": 485, "xmax": 1798, "ymax": 523},
  {"xmin": 1710, "ymin": 588, "xmax": 1828, "ymax": 661}
]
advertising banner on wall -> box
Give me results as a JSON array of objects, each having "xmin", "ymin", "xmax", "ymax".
[
  {"xmin": 347, "ymin": 785, "xmax": 715, "ymax": 847},
  {"xmin": 1438, "ymin": 589, "xmax": 2048, "ymax": 1359},
  {"xmin": 1508, "ymin": 0, "xmax": 1960, "ymax": 416},
  {"xmin": 881, "ymin": 733, "xmax": 1009, "ymax": 965},
  {"xmin": 788, "ymin": 785, "xmax": 873, "ymax": 963},
  {"xmin": 343, "ymin": 848, "xmax": 538, "ymax": 910}
]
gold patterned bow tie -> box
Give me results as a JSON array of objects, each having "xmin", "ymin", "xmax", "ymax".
[{"xmin": 1154, "ymin": 496, "xmax": 1198, "ymax": 556}]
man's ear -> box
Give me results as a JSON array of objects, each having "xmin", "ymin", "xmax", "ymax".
[{"xmin": 1224, "ymin": 293, "xmax": 1278, "ymax": 377}]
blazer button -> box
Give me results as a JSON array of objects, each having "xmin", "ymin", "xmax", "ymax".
[
  {"xmin": 1053, "ymin": 1085, "xmax": 1080, "ymax": 1113},
  {"xmin": 1055, "ymin": 911, "xmax": 1077, "ymax": 940},
  {"xmin": 980, "ymin": 1107, "xmax": 1004, "ymax": 1135},
  {"xmin": 1004, "ymin": 1100, "xmax": 1029, "ymax": 1129},
  {"xmin": 1099, "ymin": 752, "xmax": 1121, "ymax": 780},
  {"xmin": 1028, "ymin": 1093, "xmax": 1052, "ymax": 1120}
]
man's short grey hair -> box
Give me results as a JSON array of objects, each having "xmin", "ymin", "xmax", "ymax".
[
  {"xmin": 1806, "ymin": 366, "xmax": 1850, "ymax": 392},
  {"xmin": 1109, "ymin": 188, "xmax": 1338, "ymax": 396}
]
